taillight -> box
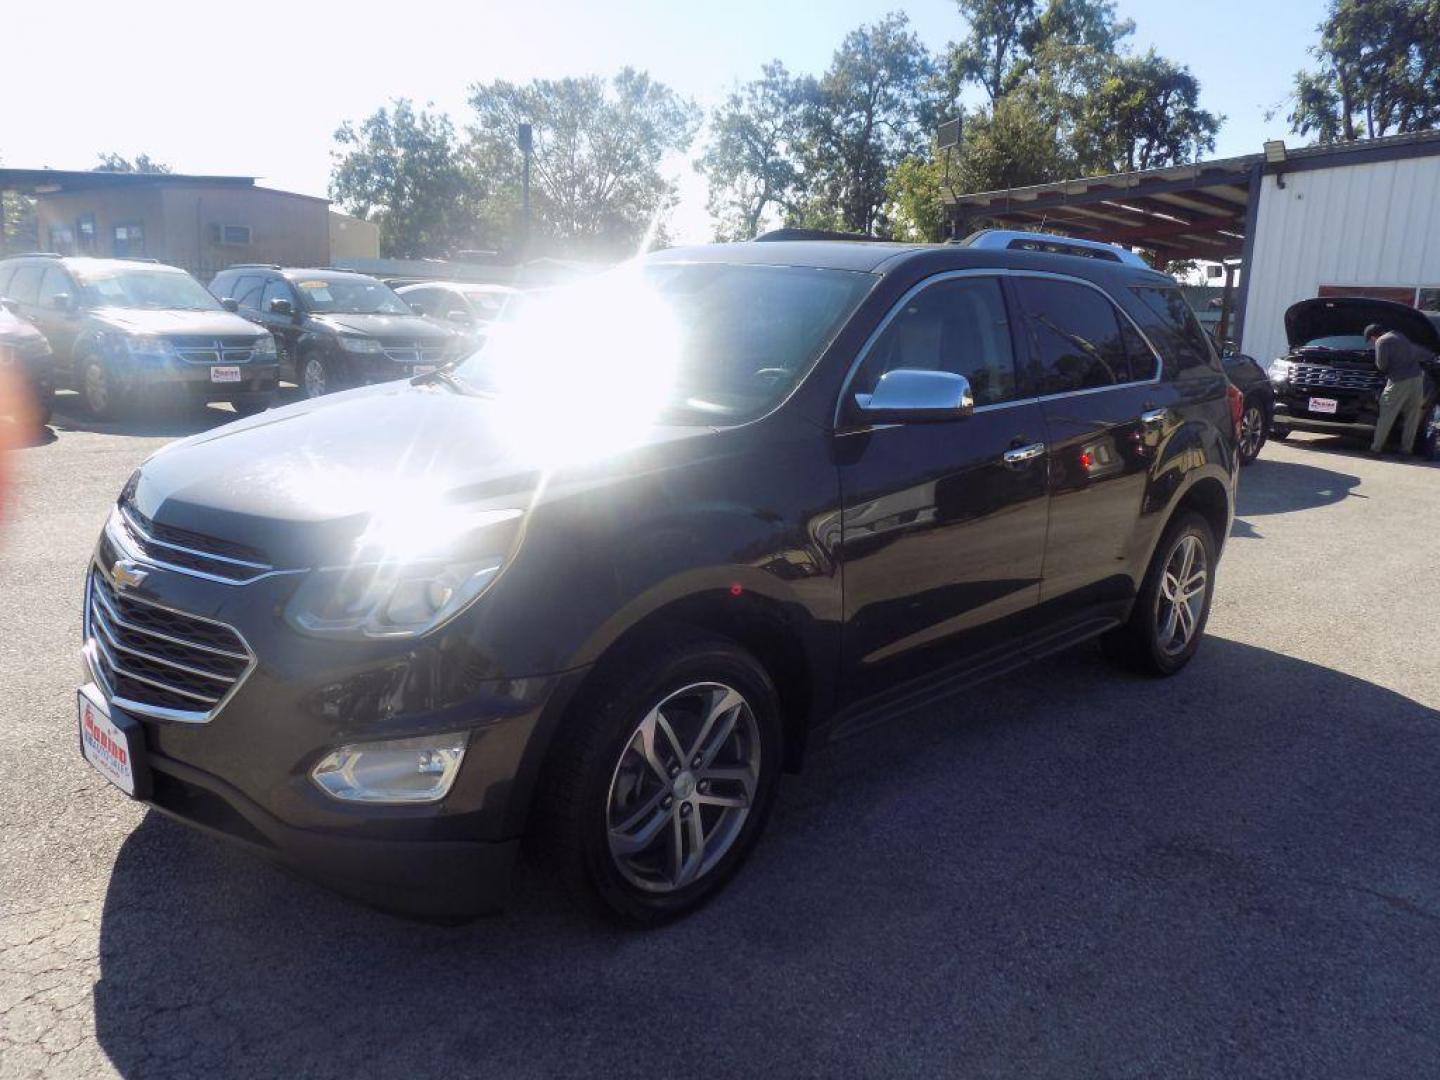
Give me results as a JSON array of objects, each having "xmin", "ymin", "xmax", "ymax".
[{"xmin": 1226, "ymin": 382, "xmax": 1244, "ymax": 438}]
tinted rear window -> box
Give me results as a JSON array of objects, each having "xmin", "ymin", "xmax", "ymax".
[{"xmin": 1128, "ymin": 286, "xmax": 1219, "ymax": 374}]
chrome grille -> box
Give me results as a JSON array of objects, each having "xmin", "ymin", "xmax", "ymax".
[
  {"xmin": 168, "ymin": 336, "xmax": 260, "ymax": 365},
  {"xmin": 86, "ymin": 568, "xmax": 254, "ymax": 723},
  {"xmin": 378, "ymin": 337, "xmax": 449, "ymax": 365},
  {"xmin": 111, "ymin": 502, "xmax": 275, "ymax": 584},
  {"xmin": 1289, "ymin": 363, "xmax": 1384, "ymax": 393}
]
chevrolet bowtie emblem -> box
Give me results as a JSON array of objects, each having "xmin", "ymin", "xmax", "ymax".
[{"xmin": 111, "ymin": 560, "xmax": 149, "ymax": 590}]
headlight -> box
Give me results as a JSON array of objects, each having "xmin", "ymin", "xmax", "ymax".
[
  {"xmin": 284, "ymin": 507, "xmax": 523, "ymax": 639},
  {"xmin": 252, "ymin": 334, "xmax": 277, "ymax": 359},
  {"xmin": 1269, "ymin": 359, "xmax": 1292, "ymax": 383},
  {"xmin": 311, "ymin": 732, "xmax": 469, "ymax": 803},
  {"xmin": 120, "ymin": 334, "xmax": 177, "ymax": 361},
  {"xmin": 339, "ymin": 336, "xmax": 383, "ymax": 353}
]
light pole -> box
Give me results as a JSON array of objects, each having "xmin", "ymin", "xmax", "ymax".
[{"xmin": 518, "ymin": 122, "xmax": 532, "ymax": 260}]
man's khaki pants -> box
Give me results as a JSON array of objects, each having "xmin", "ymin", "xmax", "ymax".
[{"xmin": 1372, "ymin": 374, "xmax": 1426, "ymax": 453}]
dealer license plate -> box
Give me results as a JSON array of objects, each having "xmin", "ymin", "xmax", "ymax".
[
  {"xmin": 78, "ymin": 687, "xmax": 136, "ymax": 796},
  {"xmin": 1308, "ymin": 396, "xmax": 1339, "ymax": 415},
  {"xmin": 210, "ymin": 366, "xmax": 242, "ymax": 383}
]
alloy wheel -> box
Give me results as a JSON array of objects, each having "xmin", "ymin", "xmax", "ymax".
[
  {"xmin": 1240, "ymin": 404, "xmax": 1264, "ymax": 459},
  {"xmin": 83, "ymin": 362, "xmax": 109, "ymax": 415},
  {"xmin": 303, "ymin": 357, "xmax": 327, "ymax": 398},
  {"xmin": 1154, "ymin": 534, "xmax": 1208, "ymax": 657},
  {"xmin": 606, "ymin": 681, "xmax": 761, "ymax": 894}
]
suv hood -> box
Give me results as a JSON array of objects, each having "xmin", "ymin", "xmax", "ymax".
[
  {"xmin": 310, "ymin": 312, "xmax": 453, "ymax": 340},
  {"xmin": 1285, "ymin": 297, "xmax": 1440, "ymax": 352},
  {"xmin": 91, "ymin": 307, "xmax": 268, "ymax": 339},
  {"xmin": 129, "ymin": 380, "xmax": 716, "ymax": 567}
]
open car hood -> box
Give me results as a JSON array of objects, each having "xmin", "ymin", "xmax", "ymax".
[{"xmin": 1285, "ymin": 297, "xmax": 1440, "ymax": 352}]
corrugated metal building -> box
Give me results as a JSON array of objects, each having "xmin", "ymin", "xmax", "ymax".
[{"xmin": 1241, "ymin": 147, "xmax": 1440, "ymax": 363}]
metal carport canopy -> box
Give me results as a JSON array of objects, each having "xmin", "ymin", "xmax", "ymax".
[{"xmin": 943, "ymin": 154, "xmax": 1263, "ymax": 263}]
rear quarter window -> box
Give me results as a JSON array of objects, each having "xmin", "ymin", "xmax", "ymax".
[{"xmin": 1128, "ymin": 285, "xmax": 1220, "ymax": 375}]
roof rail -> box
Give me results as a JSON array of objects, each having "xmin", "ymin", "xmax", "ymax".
[
  {"xmin": 754, "ymin": 228, "xmax": 890, "ymax": 243},
  {"xmin": 956, "ymin": 229, "xmax": 1150, "ymax": 268},
  {"xmin": 225, "ymin": 263, "xmax": 282, "ymax": 270},
  {"xmin": 3, "ymin": 251, "xmax": 62, "ymax": 259}
]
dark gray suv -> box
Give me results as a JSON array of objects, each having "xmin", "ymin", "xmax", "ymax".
[{"xmin": 0, "ymin": 255, "xmax": 278, "ymax": 418}]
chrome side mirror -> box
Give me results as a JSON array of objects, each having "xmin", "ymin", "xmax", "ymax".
[{"xmin": 854, "ymin": 369, "xmax": 974, "ymax": 423}]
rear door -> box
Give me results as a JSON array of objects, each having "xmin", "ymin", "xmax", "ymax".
[
  {"xmin": 1009, "ymin": 274, "xmax": 1175, "ymax": 615},
  {"xmin": 837, "ymin": 272, "xmax": 1050, "ymax": 703}
]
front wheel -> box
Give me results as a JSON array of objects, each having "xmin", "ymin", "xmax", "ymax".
[
  {"xmin": 80, "ymin": 356, "xmax": 121, "ymax": 420},
  {"xmin": 229, "ymin": 394, "xmax": 274, "ymax": 418},
  {"xmin": 301, "ymin": 353, "xmax": 352, "ymax": 399},
  {"xmin": 1237, "ymin": 398, "xmax": 1268, "ymax": 465},
  {"xmin": 1103, "ymin": 511, "xmax": 1218, "ymax": 676},
  {"xmin": 1270, "ymin": 424, "xmax": 1292, "ymax": 441},
  {"xmin": 538, "ymin": 632, "xmax": 783, "ymax": 926}
]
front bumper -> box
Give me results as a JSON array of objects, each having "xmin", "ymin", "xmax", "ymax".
[
  {"xmin": 120, "ymin": 359, "xmax": 280, "ymax": 402},
  {"xmin": 79, "ymin": 550, "xmax": 589, "ymax": 918}
]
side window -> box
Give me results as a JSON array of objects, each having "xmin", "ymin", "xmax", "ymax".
[
  {"xmin": 1128, "ymin": 286, "xmax": 1219, "ymax": 374},
  {"xmin": 403, "ymin": 288, "xmax": 437, "ymax": 314},
  {"xmin": 7, "ymin": 264, "xmax": 44, "ymax": 306},
  {"xmin": 855, "ymin": 276, "xmax": 1019, "ymax": 407},
  {"xmin": 37, "ymin": 266, "xmax": 74, "ymax": 308},
  {"xmin": 1012, "ymin": 278, "xmax": 1134, "ymax": 395},
  {"xmin": 260, "ymin": 278, "xmax": 294, "ymax": 313},
  {"xmin": 232, "ymin": 275, "xmax": 266, "ymax": 311}
]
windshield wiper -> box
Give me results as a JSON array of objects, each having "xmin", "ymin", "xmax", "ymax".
[{"xmin": 411, "ymin": 367, "xmax": 477, "ymax": 395}]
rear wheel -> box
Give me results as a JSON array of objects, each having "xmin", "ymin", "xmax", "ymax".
[
  {"xmin": 538, "ymin": 631, "xmax": 783, "ymax": 926},
  {"xmin": 1238, "ymin": 398, "xmax": 1267, "ymax": 465},
  {"xmin": 1103, "ymin": 511, "xmax": 1217, "ymax": 676}
]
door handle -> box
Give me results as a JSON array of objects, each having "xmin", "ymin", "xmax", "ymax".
[
  {"xmin": 1140, "ymin": 407, "xmax": 1168, "ymax": 428},
  {"xmin": 1003, "ymin": 442, "xmax": 1046, "ymax": 467}
]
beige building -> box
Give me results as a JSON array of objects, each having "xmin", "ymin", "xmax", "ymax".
[
  {"xmin": 329, "ymin": 211, "xmax": 381, "ymax": 261},
  {"xmin": 1, "ymin": 168, "xmax": 343, "ymax": 281}
]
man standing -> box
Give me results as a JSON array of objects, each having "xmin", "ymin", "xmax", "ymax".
[{"xmin": 1365, "ymin": 322, "xmax": 1429, "ymax": 455}]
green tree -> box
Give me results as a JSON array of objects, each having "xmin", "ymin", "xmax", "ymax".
[
  {"xmin": 1289, "ymin": 0, "xmax": 1440, "ymax": 142},
  {"xmin": 795, "ymin": 12, "xmax": 941, "ymax": 235},
  {"xmin": 466, "ymin": 69, "xmax": 699, "ymax": 259},
  {"xmin": 945, "ymin": 0, "xmax": 1038, "ymax": 104},
  {"xmin": 1071, "ymin": 51, "xmax": 1221, "ymax": 172},
  {"xmin": 330, "ymin": 100, "xmax": 477, "ymax": 259},
  {"xmin": 696, "ymin": 62, "xmax": 813, "ymax": 241},
  {"xmin": 953, "ymin": 92, "xmax": 1072, "ymax": 192},
  {"xmin": 93, "ymin": 152, "xmax": 171, "ymax": 173},
  {"xmin": 884, "ymin": 153, "xmax": 950, "ymax": 241}
]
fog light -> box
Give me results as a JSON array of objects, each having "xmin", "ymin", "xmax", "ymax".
[{"xmin": 311, "ymin": 732, "xmax": 469, "ymax": 804}]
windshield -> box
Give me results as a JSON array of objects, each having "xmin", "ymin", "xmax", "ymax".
[
  {"xmin": 455, "ymin": 263, "xmax": 873, "ymax": 424},
  {"xmin": 463, "ymin": 290, "xmax": 511, "ymax": 321},
  {"xmin": 76, "ymin": 267, "xmax": 221, "ymax": 311},
  {"xmin": 1301, "ymin": 334, "xmax": 1371, "ymax": 350},
  {"xmin": 293, "ymin": 276, "xmax": 412, "ymax": 315}
]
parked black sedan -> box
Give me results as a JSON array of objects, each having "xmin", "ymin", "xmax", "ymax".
[{"xmin": 1213, "ymin": 332, "xmax": 1274, "ymax": 466}]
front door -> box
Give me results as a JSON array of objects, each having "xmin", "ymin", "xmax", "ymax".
[
  {"xmin": 33, "ymin": 265, "xmax": 84, "ymax": 369},
  {"xmin": 837, "ymin": 273, "xmax": 1050, "ymax": 705},
  {"xmin": 259, "ymin": 278, "xmax": 303, "ymax": 378}
]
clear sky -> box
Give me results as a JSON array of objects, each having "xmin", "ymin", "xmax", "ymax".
[{"xmin": 2, "ymin": 0, "xmax": 1326, "ymax": 243}]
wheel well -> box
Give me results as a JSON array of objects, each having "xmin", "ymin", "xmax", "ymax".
[
  {"xmin": 575, "ymin": 591, "xmax": 815, "ymax": 773},
  {"xmin": 1175, "ymin": 476, "xmax": 1230, "ymax": 550}
]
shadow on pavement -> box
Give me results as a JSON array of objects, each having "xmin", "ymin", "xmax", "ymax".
[
  {"xmin": 93, "ymin": 638, "xmax": 1440, "ymax": 1078},
  {"xmin": 1280, "ymin": 433, "xmax": 1439, "ymax": 469},
  {"xmin": 40, "ymin": 387, "xmax": 306, "ymax": 442},
  {"xmin": 1234, "ymin": 457, "xmax": 1362, "ymax": 530}
]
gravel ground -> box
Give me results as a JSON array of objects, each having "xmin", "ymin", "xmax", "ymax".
[{"xmin": 2, "ymin": 399, "xmax": 1438, "ymax": 1079}]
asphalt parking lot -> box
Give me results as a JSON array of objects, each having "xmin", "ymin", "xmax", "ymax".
[{"xmin": 3, "ymin": 397, "xmax": 1439, "ymax": 1080}]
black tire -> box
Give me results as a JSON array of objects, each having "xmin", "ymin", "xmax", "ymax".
[
  {"xmin": 1270, "ymin": 424, "xmax": 1292, "ymax": 441},
  {"xmin": 32, "ymin": 385, "xmax": 53, "ymax": 429},
  {"xmin": 1237, "ymin": 397, "xmax": 1268, "ymax": 466},
  {"xmin": 536, "ymin": 629, "xmax": 784, "ymax": 926},
  {"xmin": 300, "ymin": 351, "xmax": 349, "ymax": 399},
  {"xmin": 79, "ymin": 354, "xmax": 121, "ymax": 420},
  {"xmin": 1102, "ymin": 511, "xmax": 1218, "ymax": 677},
  {"xmin": 229, "ymin": 395, "xmax": 274, "ymax": 418}
]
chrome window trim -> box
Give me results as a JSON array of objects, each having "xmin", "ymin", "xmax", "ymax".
[
  {"xmin": 833, "ymin": 267, "xmax": 1165, "ymax": 429},
  {"xmin": 83, "ymin": 562, "xmax": 258, "ymax": 724}
]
